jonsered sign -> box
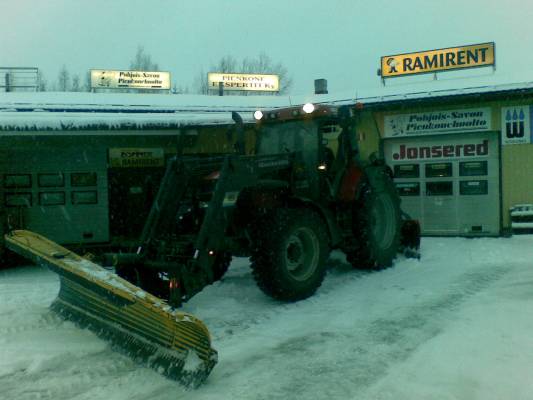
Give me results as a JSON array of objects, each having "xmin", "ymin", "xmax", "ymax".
[
  {"xmin": 384, "ymin": 108, "xmax": 491, "ymax": 137},
  {"xmin": 208, "ymin": 73, "xmax": 279, "ymax": 92},
  {"xmin": 391, "ymin": 140, "xmax": 489, "ymax": 161},
  {"xmin": 91, "ymin": 70, "xmax": 171, "ymax": 90},
  {"xmin": 381, "ymin": 42, "xmax": 495, "ymax": 78}
]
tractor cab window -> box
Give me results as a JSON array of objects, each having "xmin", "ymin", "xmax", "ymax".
[
  {"xmin": 257, "ymin": 120, "xmax": 319, "ymax": 167},
  {"xmin": 319, "ymin": 122, "xmax": 343, "ymax": 173}
]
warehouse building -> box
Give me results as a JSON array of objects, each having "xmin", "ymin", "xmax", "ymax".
[
  {"xmin": 345, "ymin": 80, "xmax": 533, "ymax": 236},
  {"xmin": 2, "ymin": 79, "xmax": 533, "ymax": 249},
  {"xmin": 0, "ymin": 92, "xmax": 286, "ymax": 252}
]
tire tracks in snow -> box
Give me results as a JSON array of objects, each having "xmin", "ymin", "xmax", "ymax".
[
  {"xmin": 0, "ymin": 350, "xmax": 138, "ymax": 400},
  {"xmin": 211, "ymin": 264, "xmax": 512, "ymax": 400},
  {"xmin": 365, "ymin": 265, "xmax": 510, "ymax": 362},
  {"xmin": 0, "ymin": 309, "xmax": 62, "ymax": 336}
]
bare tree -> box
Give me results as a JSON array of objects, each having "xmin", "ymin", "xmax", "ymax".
[
  {"xmin": 130, "ymin": 45, "xmax": 159, "ymax": 71},
  {"xmin": 38, "ymin": 71, "xmax": 47, "ymax": 92},
  {"xmin": 172, "ymin": 81, "xmax": 189, "ymax": 94},
  {"xmin": 194, "ymin": 53, "xmax": 292, "ymax": 95},
  {"xmin": 57, "ymin": 65, "xmax": 70, "ymax": 92},
  {"xmin": 193, "ymin": 68, "xmax": 209, "ymax": 95},
  {"xmin": 71, "ymin": 74, "xmax": 81, "ymax": 92},
  {"xmin": 242, "ymin": 53, "xmax": 292, "ymax": 94},
  {"xmin": 83, "ymin": 71, "xmax": 92, "ymax": 92}
]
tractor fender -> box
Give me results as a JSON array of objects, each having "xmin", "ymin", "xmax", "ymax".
[
  {"xmin": 356, "ymin": 164, "xmax": 396, "ymax": 200},
  {"xmin": 337, "ymin": 163, "xmax": 393, "ymax": 203}
]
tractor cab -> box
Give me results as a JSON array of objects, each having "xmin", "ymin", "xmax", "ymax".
[{"xmin": 254, "ymin": 103, "xmax": 351, "ymax": 199}]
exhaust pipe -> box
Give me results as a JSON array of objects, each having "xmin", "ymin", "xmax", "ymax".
[{"xmin": 232, "ymin": 111, "xmax": 245, "ymax": 155}]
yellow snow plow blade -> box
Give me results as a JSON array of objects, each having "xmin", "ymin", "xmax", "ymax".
[{"xmin": 4, "ymin": 230, "xmax": 217, "ymax": 387}]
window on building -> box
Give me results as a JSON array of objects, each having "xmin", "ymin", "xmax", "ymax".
[
  {"xmin": 38, "ymin": 173, "xmax": 65, "ymax": 187},
  {"xmin": 5, "ymin": 193, "xmax": 32, "ymax": 207},
  {"xmin": 4, "ymin": 174, "xmax": 31, "ymax": 189},
  {"xmin": 425, "ymin": 163, "xmax": 453, "ymax": 178},
  {"xmin": 39, "ymin": 192, "xmax": 66, "ymax": 206},
  {"xmin": 72, "ymin": 190, "xmax": 98, "ymax": 205},
  {"xmin": 394, "ymin": 164, "xmax": 420, "ymax": 178},
  {"xmin": 396, "ymin": 182, "xmax": 420, "ymax": 196},
  {"xmin": 459, "ymin": 161, "xmax": 488, "ymax": 176},
  {"xmin": 426, "ymin": 181, "xmax": 453, "ymax": 196},
  {"xmin": 460, "ymin": 180, "xmax": 488, "ymax": 195},
  {"xmin": 71, "ymin": 172, "xmax": 97, "ymax": 187}
]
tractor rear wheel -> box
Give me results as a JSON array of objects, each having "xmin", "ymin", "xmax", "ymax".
[
  {"xmin": 251, "ymin": 208, "xmax": 329, "ymax": 301},
  {"xmin": 347, "ymin": 178, "xmax": 401, "ymax": 270}
]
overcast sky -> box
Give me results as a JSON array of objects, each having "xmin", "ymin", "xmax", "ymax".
[{"xmin": 1, "ymin": 0, "xmax": 532, "ymax": 95}]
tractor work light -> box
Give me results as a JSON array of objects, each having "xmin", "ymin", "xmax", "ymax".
[
  {"xmin": 254, "ymin": 110, "xmax": 264, "ymax": 120},
  {"xmin": 302, "ymin": 103, "xmax": 315, "ymax": 114}
]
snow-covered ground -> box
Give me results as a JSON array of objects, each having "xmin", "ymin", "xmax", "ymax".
[{"xmin": 1, "ymin": 236, "xmax": 533, "ymax": 400}]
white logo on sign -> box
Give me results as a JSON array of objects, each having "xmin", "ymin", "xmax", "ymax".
[
  {"xmin": 385, "ymin": 114, "xmax": 409, "ymax": 136},
  {"xmin": 97, "ymin": 71, "xmax": 112, "ymax": 87},
  {"xmin": 501, "ymin": 106, "xmax": 530, "ymax": 145}
]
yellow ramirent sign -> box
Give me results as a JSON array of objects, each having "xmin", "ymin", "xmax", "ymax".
[{"xmin": 381, "ymin": 42, "xmax": 495, "ymax": 78}]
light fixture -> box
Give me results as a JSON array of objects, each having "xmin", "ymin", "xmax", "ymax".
[
  {"xmin": 254, "ymin": 110, "xmax": 264, "ymax": 120},
  {"xmin": 302, "ymin": 103, "xmax": 315, "ymax": 114}
]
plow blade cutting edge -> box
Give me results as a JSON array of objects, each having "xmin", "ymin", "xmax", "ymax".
[{"xmin": 4, "ymin": 230, "xmax": 217, "ymax": 387}]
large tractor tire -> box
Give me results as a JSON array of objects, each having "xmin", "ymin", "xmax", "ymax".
[
  {"xmin": 251, "ymin": 208, "xmax": 329, "ymax": 301},
  {"xmin": 347, "ymin": 178, "xmax": 401, "ymax": 270}
]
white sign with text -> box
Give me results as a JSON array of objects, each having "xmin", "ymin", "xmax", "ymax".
[{"xmin": 384, "ymin": 108, "xmax": 491, "ymax": 137}]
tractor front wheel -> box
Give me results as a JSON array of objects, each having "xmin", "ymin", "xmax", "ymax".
[{"xmin": 251, "ymin": 209, "xmax": 329, "ymax": 301}]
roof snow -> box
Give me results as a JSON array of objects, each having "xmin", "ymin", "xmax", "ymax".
[
  {"xmin": 1, "ymin": 75, "xmax": 533, "ymax": 131},
  {"xmin": 0, "ymin": 92, "xmax": 291, "ymax": 131}
]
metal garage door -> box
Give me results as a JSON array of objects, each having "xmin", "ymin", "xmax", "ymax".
[
  {"xmin": 385, "ymin": 132, "xmax": 500, "ymax": 235},
  {"xmin": 4, "ymin": 139, "xmax": 109, "ymax": 244}
]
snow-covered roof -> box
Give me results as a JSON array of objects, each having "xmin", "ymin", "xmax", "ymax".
[
  {"xmin": 0, "ymin": 92, "xmax": 292, "ymax": 131},
  {"xmin": 2, "ymin": 76, "xmax": 533, "ymax": 131},
  {"xmin": 317, "ymin": 75, "xmax": 533, "ymax": 107}
]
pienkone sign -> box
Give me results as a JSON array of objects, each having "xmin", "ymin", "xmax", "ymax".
[{"xmin": 207, "ymin": 73, "xmax": 279, "ymax": 92}]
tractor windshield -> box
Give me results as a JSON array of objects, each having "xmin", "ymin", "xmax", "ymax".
[{"xmin": 256, "ymin": 120, "xmax": 320, "ymax": 168}]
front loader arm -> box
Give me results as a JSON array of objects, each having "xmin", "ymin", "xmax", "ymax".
[
  {"xmin": 194, "ymin": 153, "xmax": 293, "ymax": 257},
  {"xmin": 181, "ymin": 153, "xmax": 293, "ymax": 299}
]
